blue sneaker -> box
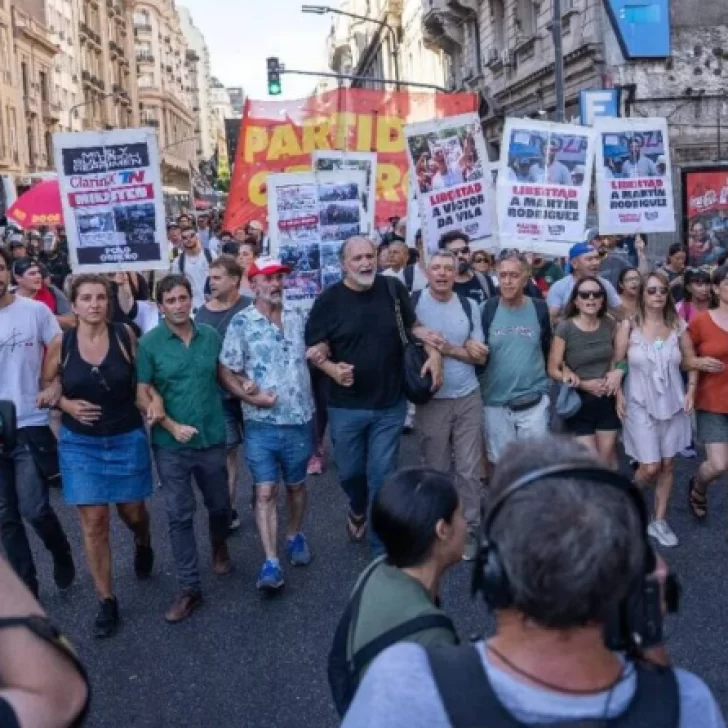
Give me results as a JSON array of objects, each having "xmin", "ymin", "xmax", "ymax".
[
  {"xmin": 286, "ymin": 533, "xmax": 311, "ymax": 566},
  {"xmin": 256, "ymin": 560, "xmax": 284, "ymax": 591}
]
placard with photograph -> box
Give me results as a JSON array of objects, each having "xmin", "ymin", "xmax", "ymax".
[
  {"xmin": 496, "ymin": 118, "xmax": 596, "ymax": 252},
  {"xmin": 594, "ymin": 117, "xmax": 675, "ymax": 235},
  {"xmin": 53, "ymin": 127, "xmax": 167, "ymax": 273},
  {"xmin": 267, "ymin": 170, "xmax": 368, "ymax": 307},
  {"xmin": 405, "ymin": 113, "xmax": 495, "ymax": 255}
]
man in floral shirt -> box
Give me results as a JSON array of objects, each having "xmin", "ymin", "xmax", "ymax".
[{"xmin": 219, "ymin": 257, "xmax": 314, "ymax": 593}]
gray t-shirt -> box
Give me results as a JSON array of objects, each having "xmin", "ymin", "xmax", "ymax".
[
  {"xmin": 0, "ymin": 296, "xmax": 61, "ymax": 428},
  {"xmin": 481, "ymin": 298, "xmax": 549, "ymax": 406},
  {"xmin": 195, "ymin": 296, "xmax": 252, "ymax": 339},
  {"xmin": 599, "ymin": 250, "xmax": 632, "ymax": 290},
  {"xmin": 342, "ymin": 642, "xmax": 726, "ymax": 728},
  {"xmin": 546, "ymin": 274, "xmax": 621, "ymax": 313},
  {"xmin": 555, "ymin": 317, "xmax": 616, "ymax": 380},
  {"xmin": 414, "ymin": 289, "xmax": 483, "ymax": 399}
]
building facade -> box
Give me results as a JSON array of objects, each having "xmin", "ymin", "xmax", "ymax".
[
  {"xmin": 178, "ymin": 5, "xmax": 213, "ymax": 161},
  {"xmin": 133, "ymin": 0, "xmax": 196, "ymax": 188},
  {"xmin": 226, "ymin": 86, "xmax": 243, "ymax": 117},
  {"xmin": 421, "ymin": 0, "xmax": 728, "ymax": 165},
  {"xmin": 327, "ymin": 0, "xmax": 449, "ymax": 91}
]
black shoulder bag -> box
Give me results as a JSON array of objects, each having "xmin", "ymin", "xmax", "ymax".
[{"xmin": 385, "ymin": 278, "xmax": 434, "ymax": 405}]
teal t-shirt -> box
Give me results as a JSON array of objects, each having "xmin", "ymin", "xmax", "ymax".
[{"xmin": 481, "ymin": 298, "xmax": 549, "ymax": 406}]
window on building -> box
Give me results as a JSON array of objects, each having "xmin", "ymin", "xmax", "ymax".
[
  {"xmin": 491, "ymin": 0, "xmax": 506, "ymax": 50},
  {"xmin": 21, "ymin": 61, "xmax": 29, "ymax": 96},
  {"xmin": 44, "ymin": 131, "xmax": 53, "ymax": 165},
  {"xmin": 0, "ymin": 106, "xmax": 5, "ymax": 157},
  {"xmin": 39, "ymin": 71, "xmax": 48, "ymax": 102},
  {"xmin": 471, "ymin": 19, "xmax": 483, "ymax": 70},
  {"xmin": 0, "ymin": 29, "xmax": 10, "ymax": 72},
  {"xmin": 516, "ymin": 0, "xmax": 538, "ymax": 37}
]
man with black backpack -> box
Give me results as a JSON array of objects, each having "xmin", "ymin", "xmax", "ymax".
[
  {"xmin": 342, "ymin": 437, "xmax": 725, "ymax": 728},
  {"xmin": 411, "ymin": 250, "xmax": 487, "ymax": 562}
]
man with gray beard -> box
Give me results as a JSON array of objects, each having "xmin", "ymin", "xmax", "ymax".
[{"xmin": 306, "ymin": 237, "xmax": 442, "ymax": 553}]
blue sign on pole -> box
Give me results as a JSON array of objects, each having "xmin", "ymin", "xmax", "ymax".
[
  {"xmin": 604, "ymin": 0, "xmax": 671, "ymax": 58},
  {"xmin": 579, "ymin": 89, "xmax": 620, "ymax": 126}
]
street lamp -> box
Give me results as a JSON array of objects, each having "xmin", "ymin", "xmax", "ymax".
[
  {"xmin": 302, "ymin": 4, "xmax": 400, "ymax": 91},
  {"xmin": 68, "ymin": 91, "xmax": 128, "ymax": 130}
]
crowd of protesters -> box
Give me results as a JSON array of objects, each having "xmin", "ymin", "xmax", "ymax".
[{"xmin": 2, "ymin": 210, "xmax": 728, "ymax": 726}]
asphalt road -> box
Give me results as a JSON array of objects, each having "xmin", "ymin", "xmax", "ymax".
[{"xmin": 23, "ymin": 436, "xmax": 728, "ymax": 727}]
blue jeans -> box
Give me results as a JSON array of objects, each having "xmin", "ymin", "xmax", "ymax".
[
  {"xmin": 328, "ymin": 398, "xmax": 406, "ymax": 553},
  {"xmin": 244, "ymin": 420, "xmax": 313, "ymax": 486}
]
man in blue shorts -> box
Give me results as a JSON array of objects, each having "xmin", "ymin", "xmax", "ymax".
[{"xmin": 219, "ymin": 257, "xmax": 314, "ymax": 593}]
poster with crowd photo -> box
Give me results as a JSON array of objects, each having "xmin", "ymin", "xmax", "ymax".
[
  {"xmin": 594, "ymin": 117, "xmax": 675, "ymax": 235},
  {"xmin": 53, "ymin": 128, "xmax": 167, "ymax": 273},
  {"xmin": 405, "ymin": 113, "xmax": 494, "ymax": 256},
  {"xmin": 267, "ymin": 170, "xmax": 367, "ymax": 307},
  {"xmin": 312, "ymin": 151, "xmax": 376, "ymax": 236},
  {"xmin": 496, "ymin": 118, "xmax": 596, "ymax": 254},
  {"xmin": 682, "ymin": 166, "xmax": 728, "ymax": 266}
]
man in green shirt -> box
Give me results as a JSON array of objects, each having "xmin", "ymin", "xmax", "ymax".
[{"xmin": 136, "ymin": 275, "xmax": 250, "ymax": 623}]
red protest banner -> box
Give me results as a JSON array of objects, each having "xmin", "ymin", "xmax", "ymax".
[{"xmin": 223, "ymin": 88, "xmax": 478, "ymax": 232}]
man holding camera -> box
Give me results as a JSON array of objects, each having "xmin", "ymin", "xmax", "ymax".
[
  {"xmin": 0, "ymin": 248, "xmax": 75, "ymax": 599},
  {"xmin": 342, "ymin": 436, "xmax": 724, "ymax": 727}
]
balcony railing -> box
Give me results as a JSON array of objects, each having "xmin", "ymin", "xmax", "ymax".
[
  {"xmin": 136, "ymin": 52, "xmax": 154, "ymax": 63},
  {"xmin": 134, "ymin": 23, "xmax": 152, "ymax": 33}
]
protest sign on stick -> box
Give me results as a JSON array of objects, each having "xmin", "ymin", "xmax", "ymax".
[
  {"xmin": 54, "ymin": 128, "xmax": 168, "ymax": 273},
  {"xmin": 268, "ymin": 170, "xmax": 367, "ymax": 307},
  {"xmin": 496, "ymin": 118, "xmax": 595, "ymax": 255},
  {"xmin": 594, "ymin": 117, "xmax": 675, "ymax": 235},
  {"xmin": 405, "ymin": 113, "xmax": 495, "ymax": 257}
]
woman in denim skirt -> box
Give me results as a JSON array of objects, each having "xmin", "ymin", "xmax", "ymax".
[{"xmin": 44, "ymin": 274, "xmax": 159, "ymax": 638}]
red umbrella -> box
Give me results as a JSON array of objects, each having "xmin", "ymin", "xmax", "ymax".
[{"xmin": 7, "ymin": 179, "xmax": 63, "ymax": 229}]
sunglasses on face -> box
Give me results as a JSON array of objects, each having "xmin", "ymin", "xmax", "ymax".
[
  {"xmin": 451, "ymin": 246, "xmax": 470, "ymax": 256},
  {"xmin": 577, "ymin": 289, "xmax": 604, "ymax": 300},
  {"xmin": 646, "ymin": 286, "xmax": 668, "ymax": 295},
  {"xmin": 472, "ymin": 256, "xmax": 489, "ymax": 264},
  {"xmin": 181, "ymin": 234, "xmax": 195, "ymax": 241}
]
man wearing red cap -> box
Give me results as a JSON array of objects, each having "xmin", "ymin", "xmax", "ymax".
[{"xmin": 219, "ymin": 256, "xmax": 314, "ymax": 592}]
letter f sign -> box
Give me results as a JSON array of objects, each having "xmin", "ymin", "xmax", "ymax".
[{"xmin": 579, "ymin": 89, "xmax": 619, "ymax": 126}]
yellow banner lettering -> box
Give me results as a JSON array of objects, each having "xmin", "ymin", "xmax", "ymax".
[
  {"xmin": 244, "ymin": 126, "xmax": 269, "ymax": 164},
  {"xmin": 355, "ymin": 114, "xmax": 374, "ymax": 152},
  {"xmin": 267, "ymin": 124, "xmax": 302, "ymax": 161},
  {"xmin": 331, "ymin": 113, "xmax": 357, "ymax": 150},
  {"xmin": 302, "ymin": 121, "xmax": 332, "ymax": 154},
  {"xmin": 377, "ymin": 163, "xmax": 403, "ymax": 202},
  {"xmin": 376, "ymin": 117, "xmax": 405, "ymax": 153}
]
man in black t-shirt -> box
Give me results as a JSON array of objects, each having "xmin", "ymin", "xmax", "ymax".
[{"xmin": 306, "ymin": 237, "xmax": 442, "ymax": 553}]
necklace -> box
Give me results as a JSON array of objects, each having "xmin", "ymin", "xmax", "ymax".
[{"xmin": 487, "ymin": 643, "xmax": 626, "ymax": 696}]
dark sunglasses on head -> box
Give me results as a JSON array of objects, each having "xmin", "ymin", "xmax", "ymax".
[
  {"xmin": 577, "ymin": 289, "xmax": 604, "ymax": 300},
  {"xmin": 646, "ymin": 286, "xmax": 669, "ymax": 295},
  {"xmin": 498, "ymin": 248, "xmax": 529, "ymax": 264}
]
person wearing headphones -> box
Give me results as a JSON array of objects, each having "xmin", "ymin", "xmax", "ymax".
[{"xmin": 342, "ymin": 436, "xmax": 724, "ymax": 728}]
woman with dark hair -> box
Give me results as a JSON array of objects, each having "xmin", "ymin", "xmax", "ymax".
[
  {"xmin": 687, "ymin": 264, "xmax": 728, "ymax": 520},
  {"xmin": 330, "ymin": 468, "xmax": 463, "ymax": 713},
  {"xmin": 677, "ymin": 268, "xmax": 714, "ymax": 324},
  {"xmin": 614, "ymin": 271, "xmax": 696, "ymax": 547},
  {"xmin": 548, "ymin": 276, "xmax": 624, "ymax": 466},
  {"xmin": 659, "ymin": 243, "xmax": 687, "ymax": 299},
  {"xmin": 236, "ymin": 239, "xmax": 257, "ymax": 296},
  {"xmin": 616, "ymin": 266, "xmax": 642, "ymax": 320},
  {"xmin": 43, "ymin": 274, "xmax": 160, "ymax": 639}
]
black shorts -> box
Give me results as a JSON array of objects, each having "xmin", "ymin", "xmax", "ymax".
[
  {"xmin": 222, "ymin": 398, "xmax": 244, "ymax": 449},
  {"xmin": 563, "ymin": 392, "xmax": 620, "ymax": 436}
]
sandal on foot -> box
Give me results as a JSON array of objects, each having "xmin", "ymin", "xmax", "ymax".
[
  {"xmin": 688, "ymin": 476, "xmax": 708, "ymax": 520},
  {"xmin": 346, "ymin": 512, "xmax": 367, "ymax": 543}
]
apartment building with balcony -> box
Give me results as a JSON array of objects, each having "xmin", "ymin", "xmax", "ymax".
[
  {"xmin": 11, "ymin": 3, "xmax": 59, "ymax": 172},
  {"xmin": 178, "ymin": 5, "xmax": 213, "ymax": 161},
  {"xmin": 421, "ymin": 0, "xmax": 728, "ymax": 164},
  {"xmin": 0, "ymin": 0, "xmax": 24, "ymax": 177},
  {"xmin": 133, "ymin": 0, "xmax": 196, "ymax": 189},
  {"xmin": 78, "ymin": 0, "xmax": 138, "ymax": 132},
  {"xmin": 327, "ymin": 0, "xmax": 448, "ymax": 91}
]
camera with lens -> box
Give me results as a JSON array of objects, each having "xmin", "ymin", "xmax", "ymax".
[{"xmin": 0, "ymin": 400, "xmax": 17, "ymax": 454}]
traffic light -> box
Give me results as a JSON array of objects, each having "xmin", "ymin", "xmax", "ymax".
[{"xmin": 267, "ymin": 57, "xmax": 282, "ymax": 96}]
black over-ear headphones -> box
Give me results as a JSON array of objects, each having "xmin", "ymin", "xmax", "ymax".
[{"xmin": 472, "ymin": 463, "xmax": 678, "ymax": 652}]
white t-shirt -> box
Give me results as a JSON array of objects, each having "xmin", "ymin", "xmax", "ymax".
[
  {"xmin": 384, "ymin": 265, "xmax": 427, "ymax": 292},
  {"xmin": 171, "ymin": 250, "xmax": 210, "ymax": 311},
  {"xmin": 133, "ymin": 300, "xmax": 160, "ymax": 334},
  {"xmin": 0, "ymin": 296, "xmax": 61, "ymax": 428}
]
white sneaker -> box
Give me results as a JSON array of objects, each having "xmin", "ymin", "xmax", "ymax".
[{"xmin": 648, "ymin": 519, "xmax": 679, "ymax": 547}]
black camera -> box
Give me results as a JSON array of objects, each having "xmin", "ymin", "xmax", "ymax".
[{"xmin": 0, "ymin": 400, "xmax": 17, "ymax": 454}]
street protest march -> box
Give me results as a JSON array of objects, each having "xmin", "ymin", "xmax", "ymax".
[
  {"xmin": 312, "ymin": 151, "xmax": 377, "ymax": 235},
  {"xmin": 54, "ymin": 128, "xmax": 168, "ymax": 273},
  {"xmin": 594, "ymin": 117, "xmax": 676, "ymax": 235},
  {"xmin": 267, "ymin": 169, "xmax": 368, "ymax": 306},
  {"xmin": 496, "ymin": 118, "xmax": 596, "ymax": 255},
  {"xmin": 404, "ymin": 112, "xmax": 495, "ymax": 256},
  {"xmin": 223, "ymin": 88, "xmax": 477, "ymax": 232}
]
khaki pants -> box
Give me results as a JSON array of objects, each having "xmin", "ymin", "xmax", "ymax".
[{"xmin": 415, "ymin": 389, "xmax": 483, "ymax": 529}]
